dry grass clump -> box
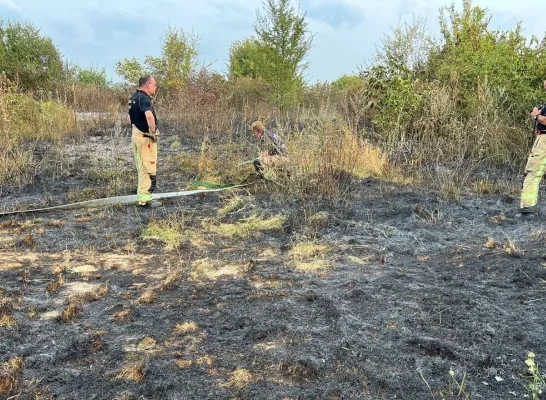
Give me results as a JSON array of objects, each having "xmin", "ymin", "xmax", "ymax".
[
  {"xmin": 280, "ymin": 120, "xmax": 395, "ymax": 200},
  {"xmin": 47, "ymin": 219, "xmax": 66, "ymax": 228},
  {"xmin": 137, "ymin": 337, "xmax": 158, "ymax": 352},
  {"xmin": 196, "ymin": 354, "xmax": 214, "ymax": 367},
  {"xmin": 88, "ymin": 167, "xmax": 128, "ymax": 187},
  {"xmin": 0, "ymin": 356, "xmax": 24, "ymax": 398},
  {"xmin": 306, "ymin": 211, "xmax": 330, "ymax": 230},
  {"xmin": 217, "ymin": 195, "xmax": 247, "ymax": 216},
  {"xmin": 111, "ymin": 391, "xmax": 137, "ymax": 400},
  {"xmin": 46, "ymin": 273, "xmax": 65, "ymax": 294},
  {"xmin": 175, "ymin": 321, "xmax": 199, "ymax": 335},
  {"xmin": 112, "ymin": 307, "xmax": 132, "ymax": 323},
  {"xmin": 175, "ymin": 359, "xmax": 193, "ymax": 369},
  {"xmin": 71, "ymin": 284, "xmax": 109, "ymax": 303},
  {"xmin": 489, "ymin": 212, "xmax": 506, "ymax": 224},
  {"xmin": 293, "ymin": 259, "xmax": 332, "ymax": 273},
  {"xmin": 59, "ymin": 303, "xmax": 81, "ymax": 323},
  {"xmin": 473, "ymin": 179, "xmax": 519, "ymax": 196},
  {"xmin": 207, "ymin": 214, "xmax": 286, "ymax": 239},
  {"xmin": 0, "ymin": 296, "xmax": 16, "ymax": 327},
  {"xmin": 0, "ymin": 298, "xmax": 14, "ymax": 314},
  {"xmin": 225, "ymin": 368, "xmax": 254, "ymax": 389},
  {"xmin": 115, "ymin": 361, "xmax": 145, "ymax": 382},
  {"xmin": 189, "ymin": 258, "xmax": 216, "ymax": 281},
  {"xmin": 0, "ymin": 312, "xmax": 16, "ymax": 328},
  {"xmin": 67, "ymin": 169, "xmax": 133, "ymax": 202},
  {"xmin": 289, "ymin": 240, "xmax": 332, "ymax": 273},
  {"xmin": 484, "ymin": 237, "xmax": 497, "ymax": 249},
  {"xmin": 20, "ymin": 269, "xmax": 29, "ymax": 284},
  {"xmin": 504, "ymin": 239, "xmax": 521, "ymax": 257},
  {"xmin": 160, "ymin": 273, "xmax": 182, "ymax": 291},
  {"xmin": 183, "ymin": 228, "xmax": 210, "ymax": 249},
  {"xmin": 529, "ymin": 230, "xmax": 546, "ymax": 241},
  {"xmin": 289, "ymin": 241, "xmax": 331, "ymax": 261},
  {"xmin": 91, "ymin": 336, "xmax": 106, "ymax": 351},
  {"xmin": 142, "ymin": 221, "xmax": 183, "ymax": 250},
  {"xmin": 135, "ymin": 290, "xmax": 156, "ymax": 304},
  {"xmin": 345, "ymin": 255, "xmax": 371, "ymax": 265},
  {"xmin": 0, "ymin": 145, "xmax": 35, "ymax": 187},
  {"xmin": 414, "ymin": 204, "xmax": 443, "ymax": 224},
  {"xmin": 141, "ymin": 214, "xmax": 209, "ymax": 251},
  {"xmin": 189, "ymin": 258, "xmax": 243, "ymax": 281}
]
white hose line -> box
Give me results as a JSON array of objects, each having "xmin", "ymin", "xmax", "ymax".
[{"xmin": 0, "ymin": 184, "xmax": 251, "ymax": 217}]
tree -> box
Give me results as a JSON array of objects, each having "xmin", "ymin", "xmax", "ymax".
[
  {"xmin": 76, "ymin": 66, "xmax": 108, "ymax": 87},
  {"xmin": 428, "ymin": 0, "xmax": 546, "ymax": 120},
  {"xmin": 114, "ymin": 57, "xmax": 146, "ymax": 86},
  {"xmin": 365, "ymin": 15, "xmax": 434, "ymax": 138},
  {"xmin": 0, "ymin": 20, "xmax": 65, "ymax": 91},
  {"xmin": 254, "ymin": 0, "xmax": 313, "ymax": 107},
  {"xmin": 228, "ymin": 37, "xmax": 265, "ymax": 79},
  {"xmin": 373, "ymin": 15, "xmax": 435, "ymax": 79},
  {"xmin": 331, "ymin": 74, "xmax": 363, "ymax": 92},
  {"xmin": 115, "ymin": 27, "xmax": 199, "ymax": 90}
]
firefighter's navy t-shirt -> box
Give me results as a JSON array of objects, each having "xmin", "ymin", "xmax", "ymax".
[{"xmin": 128, "ymin": 90, "xmax": 157, "ymax": 133}]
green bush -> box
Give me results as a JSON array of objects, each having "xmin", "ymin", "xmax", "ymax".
[{"xmin": 0, "ymin": 20, "xmax": 66, "ymax": 91}]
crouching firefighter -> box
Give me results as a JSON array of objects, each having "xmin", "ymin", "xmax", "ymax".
[
  {"xmin": 128, "ymin": 75, "xmax": 162, "ymax": 208},
  {"xmin": 520, "ymin": 80, "xmax": 546, "ymax": 217},
  {"xmin": 250, "ymin": 121, "xmax": 288, "ymax": 179}
]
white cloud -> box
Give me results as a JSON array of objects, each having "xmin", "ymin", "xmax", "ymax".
[{"xmin": 0, "ymin": 0, "xmax": 21, "ymax": 11}]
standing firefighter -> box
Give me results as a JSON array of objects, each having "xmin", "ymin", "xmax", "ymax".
[
  {"xmin": 520, "ymin": 80, "xmax": 546, "ymax": 217},
  {"xmin": 129, "ymin": 75, "xmax": 162, "ymax": 208},
  {"xmin": 251, "ymin": 120, "xmax": 288, "ymax": 178}
]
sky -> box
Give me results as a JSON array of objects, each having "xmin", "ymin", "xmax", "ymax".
[{"xmin": 0, "ymin": 0, "xmax": 544, "ymax": 83}]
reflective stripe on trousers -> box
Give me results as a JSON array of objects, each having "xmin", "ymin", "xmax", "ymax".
[{"xmin": 521, "ymin": 134, "xmax": 546, "ymax": 208}]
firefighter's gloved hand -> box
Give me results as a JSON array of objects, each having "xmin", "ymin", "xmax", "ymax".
[
  {"xmin": 253, "ymin": 159, "xmax": 264, "ymax": 172},
  {"xmin": 145, "ymin": 129, "xmax": 160, "ymax": 142}
]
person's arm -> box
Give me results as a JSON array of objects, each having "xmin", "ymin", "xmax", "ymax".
[
  {"xmin": 139, "ymin": 95, "xmax": 157, "ymax": 133},
  {"xmin": 145, "ymin": 110, "xmax": 157, "ymax": 133},
  {"xmin": 266, "ymin": 130, "xmax": 288, "ymax": 155}
]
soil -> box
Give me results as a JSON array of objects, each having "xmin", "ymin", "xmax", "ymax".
[{"xmin": 1, "ymin": 123, "xmax": 546, "ymax": 400}]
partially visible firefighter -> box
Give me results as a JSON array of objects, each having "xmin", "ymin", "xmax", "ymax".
[
  {"xmin": 128, "ymin": 75, "xmax": 162, "ymax": 208},
  {"xmin": 520, "ymin": 80, "xmax": 546, "ymax": 217},
  {"xmin": 250, "ymin": 120, "xmax": 288, "ymax": 179}
]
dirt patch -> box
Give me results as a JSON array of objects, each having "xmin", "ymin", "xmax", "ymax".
[{"xmin": 1, "ymin": 127, "xmax": 545, "ymax": 399}]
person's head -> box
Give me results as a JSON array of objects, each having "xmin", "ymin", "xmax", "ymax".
[
  {"xmin": 542, "ymin": 80, "xmax": 546, "ymax": 91},
  {"xmin": 251, "ymin": 121, "xmax": 265, "ymax": 138},
  {"xmin": 139, "ymin": 75, "xmax": 157, "ymax": 96}
]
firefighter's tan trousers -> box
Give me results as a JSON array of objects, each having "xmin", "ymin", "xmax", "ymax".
[
  {"xmin": 132, "ymin": 125, "xmax": 158, "ymax": 204},
  {"xmin": 521, "ymin": 134, "xmax": 546, "ymax": 209}
]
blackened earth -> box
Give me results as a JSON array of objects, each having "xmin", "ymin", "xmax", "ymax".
[{"xmin": 1, "ymin": 125, "xmax": 545, "ymax": 400}]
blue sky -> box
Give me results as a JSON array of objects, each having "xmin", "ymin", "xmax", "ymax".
[{"xmin": 0, "ymin": 0, "xmax": 544, "ymax": 83}]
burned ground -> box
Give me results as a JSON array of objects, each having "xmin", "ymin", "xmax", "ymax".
[{"xmin": 1, "ymin": 125, "xmax": 546, "ymax": 400}]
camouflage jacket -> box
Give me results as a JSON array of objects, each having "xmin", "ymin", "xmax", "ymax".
[{"xmin": 261, "ymin": 129, "xmax": 287, "ymax": 156}]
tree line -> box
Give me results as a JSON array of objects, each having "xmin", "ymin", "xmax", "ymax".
[{"xmin": 2, "ymin": 0, "xmax": 546, "ymax": 153}]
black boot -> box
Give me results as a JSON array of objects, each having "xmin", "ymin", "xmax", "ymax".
[{"xmin": 519, "ymin": 206, "xmax": 536, "ymax": 218}]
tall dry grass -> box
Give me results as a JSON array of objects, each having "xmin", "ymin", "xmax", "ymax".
[
  {"xmin": 366, "ymin": 79, "xmax": 528, "ymax": 199},
  {"xmin": 0, "ymin": 66, "xmax": 529, "ymax": 201},
  {"xmin": 281, "ymin": 119, "xmax": 392, "ymax": 201},
  {"xmin": 159, "ymin": 72, "xmax": 276, "ymax": 140},
  {"xmin": 0, "ymin": 73, "xmax": 79, "ymax": 186},
  {"xmin": 405, "ymin": 80, "xmax": 528, "ymax": 168}
]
